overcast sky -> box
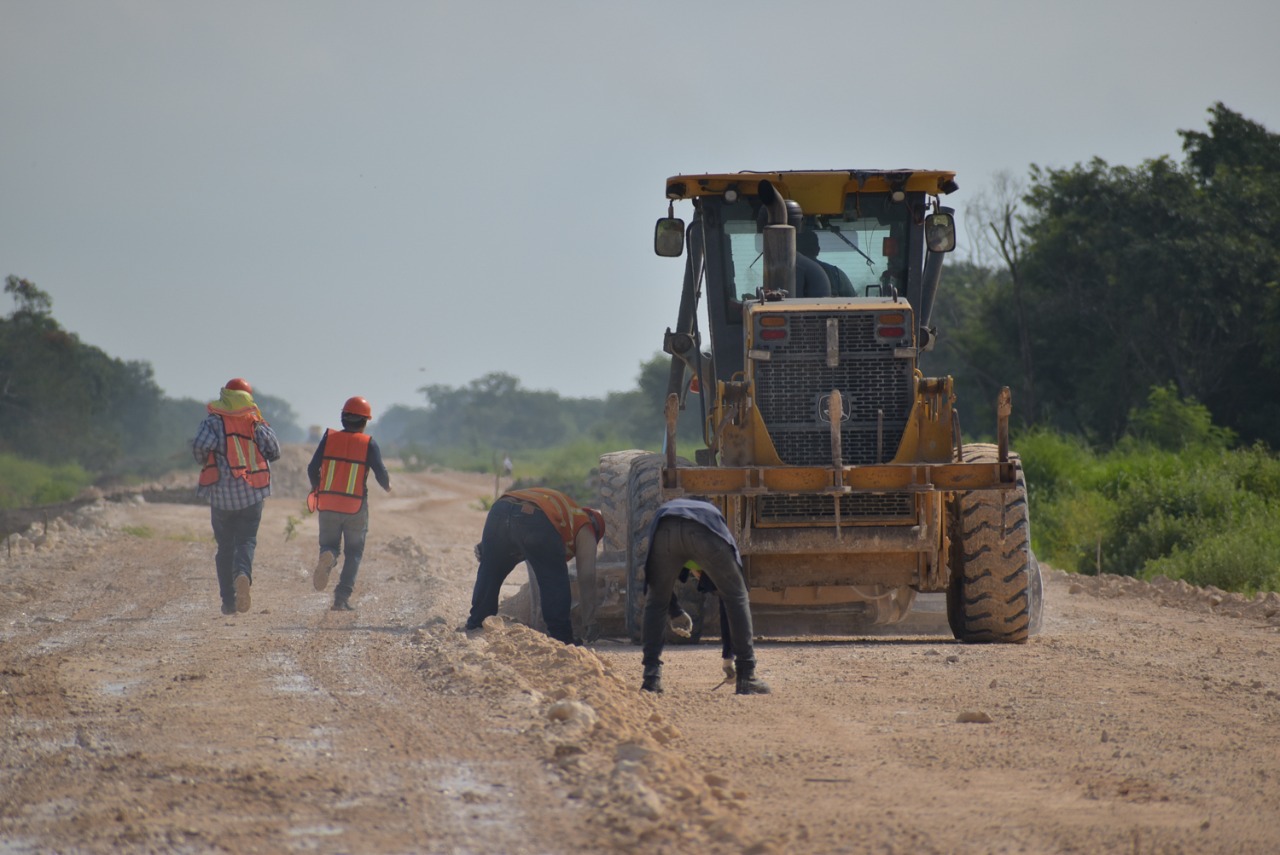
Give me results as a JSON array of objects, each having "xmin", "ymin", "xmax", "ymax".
[{"xmin": 3, "ymin": 1, "xmax": 1277, "ymax": 430}]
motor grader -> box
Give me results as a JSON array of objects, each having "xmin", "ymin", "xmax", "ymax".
[{"xmin": 590, "ymin": 169, "xmax": 1042, "ymax": 644}]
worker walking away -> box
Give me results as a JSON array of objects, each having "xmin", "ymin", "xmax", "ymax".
[
  {"xmin": 308, "ymin": 396, "xmax": 392, "ymax": 611},
  {"xmin": 465, "ymin": 487, "xmax": 604, "ymax": 645},
  {"xmin": 192, "ymin": 378, "xmax": 281, "ymax": 615},
  {"xmin": 641, "ymin": 498, "xmax": 770, "ymax": 695}
]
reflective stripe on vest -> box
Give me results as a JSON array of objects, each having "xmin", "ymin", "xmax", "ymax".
[
  {"xmin": 316, "ymin": 430, "xmax": 372, "ymax": 514},
  {"xmin": 199, "ymin": 410, "xmax": 271, "ymax": 489},
  {"xmin": 503, "ymin": 487, "xmax": 591, "ymax": 558}
]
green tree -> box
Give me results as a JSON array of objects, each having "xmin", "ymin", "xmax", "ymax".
[
  {"xmin": 4, "ymin": 275, "xmax": 53, "ymax": 318},
  {"xmin": 0, "ymin": 276, "xmax": 310, "ymax": 486},
  {"xmin": 1124, "ymin": 383, "xmax": 1236, "ymax": 453},
  {"xmin": 921, "ymin": 260, "xmax": 1017, "ymax": 438},
  {"xmin": 417, "ymin": 372, "xmax": 573, "ymax": 452},
  {"xmin": 1181, "ymin": 102, "xmax": 1280, "ymax": 178},
  {"xmin": 932, "ymin": 104, "xmax": 1280, "ymax": 447},
  {"xmin": 0, "ymin": 279, "xmax": 163, "ymax": 468}
]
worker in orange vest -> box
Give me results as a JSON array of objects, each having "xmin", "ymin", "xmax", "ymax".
[
  {"xmin": 191, "ymin": 378, "xmax": 281, "ymax": 615},
  {"xmin": 464, "ymin": 487, "xmax": 603, "ymax": 644},
  {"xmin": 307, "ymin": 396, "xmax": 391, "ymax": 611}
]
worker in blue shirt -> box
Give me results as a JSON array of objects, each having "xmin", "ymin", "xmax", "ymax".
[{"xmin": 640, "ymin": 498, "xmax": 770, "ymax": 695}]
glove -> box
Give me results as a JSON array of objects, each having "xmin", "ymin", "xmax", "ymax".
[
  {"xmin": 473, "ymin": 542, "xmax": 483, "ymax": 562},
  {"xmin": 722, "ymin": 657, "xmax": 736, "ymax": 680},
  {"xmin": 669, "ymin": 610, "xmax": 693, "ymax": 638}
]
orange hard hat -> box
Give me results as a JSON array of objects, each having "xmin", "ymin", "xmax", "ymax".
[
  {"xmin": 342, "ymin": 396, "xmax": 372, "ymax": 419},
  {"xmin": 225, "ymin": 377, "xmax": 253, "ymax": 394},
  {"xmin": 585, "ymin": 508, "xmax": 605, "ymax": 541}
]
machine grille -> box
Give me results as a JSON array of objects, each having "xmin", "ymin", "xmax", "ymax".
[
  {"xmin": 754, "ymin": 313, "xmax": 914, "ymax": 466},
  {"xmin": 757, "ymin": 492, "xmax": 914, "ymax": 523},
  {"xmin": 753, "ymin": 311, "xmax": 916, "ymax": 522}
]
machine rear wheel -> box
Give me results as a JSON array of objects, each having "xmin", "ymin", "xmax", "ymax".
[{"xmin": 947, "ymin": 443, "xmax": 1035, "ymax": 643}]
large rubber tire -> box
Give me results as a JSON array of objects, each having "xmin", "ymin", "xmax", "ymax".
[
  {"xmin": 597, "ymin": 451, "xmax": 649, "ymax": 559},
  {"xmin": 946, "ymin": 443, "xmax": 1035, "ymax": 644},
  {"xmin": 622, "ymin": 453, "xmax": 663, "ymax": 642}
]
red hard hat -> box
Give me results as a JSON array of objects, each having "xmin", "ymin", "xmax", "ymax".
[
  {"xmin": 342, "ymin": 396, "xmax": 372, "ymax": 419},
  {"xmin": 585, "ymin": 508, "xmax": 605, "ymax": 541},
  {"xmin": 225, "ymin": 378, "xmax": 253, "ymax": 394}
]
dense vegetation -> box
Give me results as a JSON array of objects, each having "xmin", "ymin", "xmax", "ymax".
[
  {"xmin": 4, "ymin": 103, "xmax": 1276, "ymax": 591},
  {"xmin": 1020, "ymin": 387, "xmax": 1280, "ymax": 592},
  {"xmin": 0, "ymin": 277, "xmax": 303, "ymax": 507},
  {"xmin": 919, "ymin": 103, "xmax": 1280, "ymax": 591},
  {"xmin": 924, "ymin": 103, "xmax": 1280, "ymax": 449}
]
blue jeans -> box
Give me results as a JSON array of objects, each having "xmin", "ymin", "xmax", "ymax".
[
  {"xmin": 642, "ymin": 516, "xmax": 755, "ymax": 669},
  {"xmin": 317, "ymin": 505, "xmax": 369, "ymax": 600},
  {"xmin": 210, "ymin": 502, "xmax": 264, "ymax": 607},
  {"xmin": 466, "ymin": 498, "xmax": 574, "ymax": 643}
]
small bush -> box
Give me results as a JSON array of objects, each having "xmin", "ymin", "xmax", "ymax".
[
  {"xmin": 1125, "ymin": 383, "xmax": 1236, "ymax": 452},
  {"xmin": 0, "ymin": 454, "xmax": 92, "ymax": 509},
  {"xmin": 1143, "ymin": 505, "xmax": 1280, "ymax": 593},
  {"xmin": 1100, "ymin": 456, "xmax": 1252, "ymax": 572},
  {"xmin": 1018, "ymin": 427, "xmax": 1098, "ymax": 505},
  {"xmin": 1022, "ymin": 417, "xmax": 1280, "ymax": 591},
  {"xmin": 1033, "ymin": 490, "xmax": 1115, "ymax": 575}
]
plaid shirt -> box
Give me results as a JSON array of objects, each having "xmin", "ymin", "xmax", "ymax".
[{"xmin": 192, "ymin": 412, "xmax": 281, "ymax": 510}]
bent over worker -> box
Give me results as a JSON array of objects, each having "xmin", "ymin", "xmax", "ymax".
[
  {"xmin": 192, "ymin": 378, "xmax": 281, "ymax": 615},
  {"xmin": 465, "ymin": 488, "xmax": 603, "ymax": 645},
  {"xmin": 308, "ymin": 396, "xmax": 392, "ymax": 611},
  {"xmin": 641, "ymin": 498, "xmax": 770, "ymax": 695}
]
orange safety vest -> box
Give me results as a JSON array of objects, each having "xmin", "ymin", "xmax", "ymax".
[
  {"xmin": 504, "ymin": 488, "xmax": 593, "ymax": 559},
  {"xmin": 315, "ymin": 430, "xmax": 373, "ymax": 514},
  {"xmin": 199, "ymin": 408, "xmax": 271, "ymax": 489}
]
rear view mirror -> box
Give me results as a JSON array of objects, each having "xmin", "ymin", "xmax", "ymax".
[
  {"xmin": 655, "ymin": 217, "xmax": 685, "ymax": 257},
  {"xmin": 925, "ymin": 210, "xmax": 956, "ymax": 253}
]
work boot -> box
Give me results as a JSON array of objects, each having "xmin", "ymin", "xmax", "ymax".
[
  {"xmin": 233, "ymin": 573, "xmax": 252, "ymax": 613},
  {"xmin": 313, "ymin": 551, "xmax": 336, "ymax": 591},
  {"xmin": 640, "ymin": 664, "xmax": 664, "ymax": 693},
  {"xmin": 734, "ymin": 660, "xmax": 771, "ymax": 695},
  {"xmin": 221, "ymin": 602, "xmax": 236, "ymax": 616},
  {"xmin": 331, "ymin": 596, "xmax": 354, "ymax": 611}
]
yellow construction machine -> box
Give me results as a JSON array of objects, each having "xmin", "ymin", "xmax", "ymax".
[{"xmin": 593, "ymin": 170, "xmax": 1042, "ymax": 643}]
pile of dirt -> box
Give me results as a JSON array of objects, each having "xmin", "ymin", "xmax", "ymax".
[
  {"xmin": 1054, "ymin": 566, "xmax": 1280, "ymax": 624},
  {"xmin": 409, "ymin": 616, "xmax": 778, "ymax": 854},
  {"xmin": 1, "ymin": 497, "xmax": 121, "ymax": 559}
]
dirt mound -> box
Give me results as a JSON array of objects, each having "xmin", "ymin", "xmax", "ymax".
[
  {"xmin": 1054, "ymin": 566, "xmax": 1280, "ymax": 625},
  {"xmin": 409, "ymin": 617, "xmax": 778, "ymax": 854}
]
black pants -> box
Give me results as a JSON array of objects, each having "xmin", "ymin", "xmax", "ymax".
[
  {"xmin": 643, "ymin": 516, "xmax": 754, "ymax": 668},
  {"xmin": 210, "ymin": 501, "xmax": 264, "ymax": 609},
  {"xmin": 466, "ymin": 498, "xmax": 574, "ymax": 643}
]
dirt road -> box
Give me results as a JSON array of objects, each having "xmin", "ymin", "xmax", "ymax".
[{"xmin": 2, "ymin": 459, "xmax": 1278, "ymax": 854}]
